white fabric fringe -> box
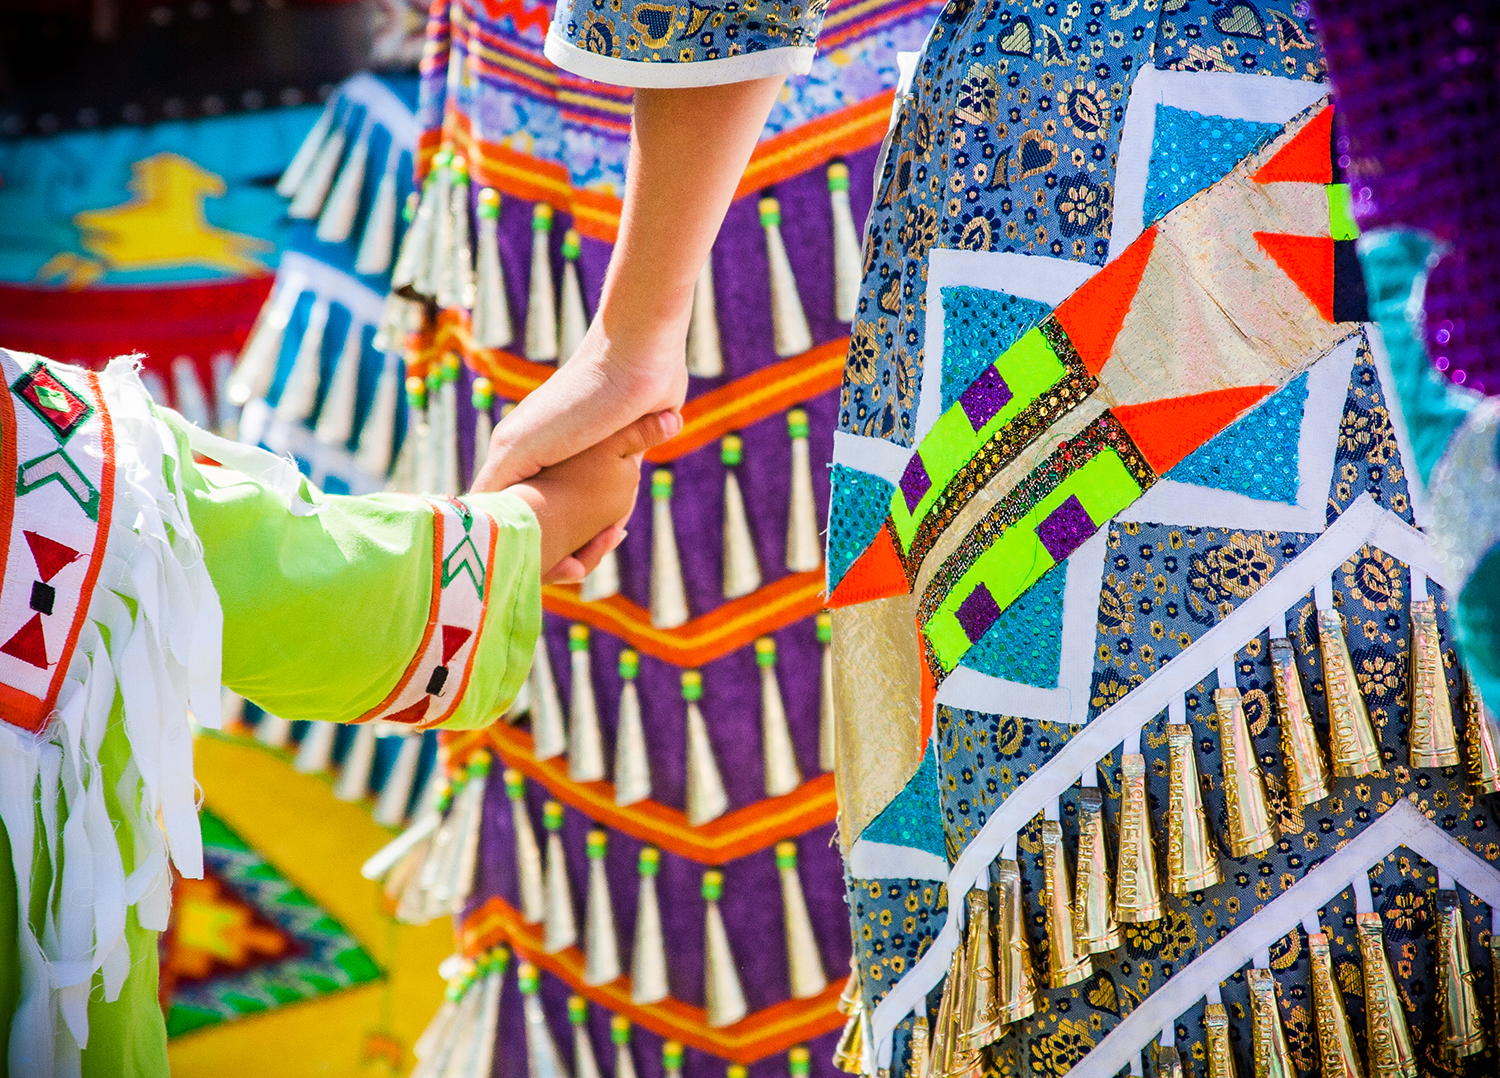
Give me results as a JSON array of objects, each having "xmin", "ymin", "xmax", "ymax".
[{"xmin": 0, "ymin": 358, "xmax": 222, "ymax": 1078}]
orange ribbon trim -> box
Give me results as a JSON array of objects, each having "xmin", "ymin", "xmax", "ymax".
[
  {"xmin": 542, "ymin": 570, "xmax": 827, "ymax": 669},
  {"xmin": 459, "ymin": 894, "xmax": 845, "ymax": 1062},
  {"xmin": 423, "ymin": 315, "xmax": 847, "ymax": 466},
  {"xmin": 422, "ymin": 93, "xmax": 895, "ymax": 242},
  {"xmin": 447, "ymin": 722, "xmax": 837, "ymax": 863}
]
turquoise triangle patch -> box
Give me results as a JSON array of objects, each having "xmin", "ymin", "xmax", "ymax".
[
  {"xmin": 859, "ymin": 740, "xmax": 947, "ymax": 861},
  {"xmin": 1143, "ymin": 105, "xmax": 1281, "ymax": 225},
  {"xmin": 940, "ymin": 286, "xmax": 1051, "ymax": 412},
  {"xmin": 958, "ymin": 562, "xmax": 1066, "ymax": 687},
  {"xmin": 1167, "ymin": 372, "xmax": 1309, "ymax": 504}
]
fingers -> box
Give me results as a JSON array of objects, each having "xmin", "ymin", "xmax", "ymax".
[
  {"xmin": 595, "ymin": 409, "xmax": 683, "ymax": 459},
  {"xmin": 541, "ymin": 525, "xmax": 628, "ymax": 585}
]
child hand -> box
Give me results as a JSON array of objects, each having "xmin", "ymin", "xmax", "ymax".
[{"xmin": 504, "ymin": 409, "xmax": 681, "ymax": 582}]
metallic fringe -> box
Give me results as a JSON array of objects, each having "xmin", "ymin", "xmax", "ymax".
[
  {"xmin": 504, "ymin": 768, "xmax": 546, "ymax": 923},
  {"xmin": 471, "ymin": 189, "xmax": 514, "ymax": 349},
  {"xmin": 570, "ymin": 996, "xmax": 605, "ymax": 1078},
  {"xmin": 567, "ymin": 624, "xmax": 607, "ymax": 782},
  {"xmin": 528, "ymin": 636, "xmax": 568, "ymax": 760},
  {"xmin": 828, "ymin": 163, "xmax": 862, "ymax": 323},
  {"xmin": 1115, "ymin": 754, "xmax": 1164, "ymax": 923},
  {"xmin": 1269, "ymin": 637, "xmax": 1330, "ymax": 808},
  {"xmin": 994, "ymin": 858, "xmax": 1039, "ymax": 1024},
  {"xmin": 1041, "ymin": 820, "xmax": 1093, "ymax": 987},
  {"xmin": 684, "ymin": 670, "xmax": 729, "ymax": 825},
  {"xmin": 777, "ymin": 841, "xmax": 828, "ymax": 999},
  {"xmin": 758, "ymin": 637, "xmax": 804, "ymax": 797},
  {"xmin": 1165, "ymin": 724, "xmax": 1223, "ymax": 895},
  {"xmin": 760, "ymin": 197, "xmax": 813, "ymax": 357},
  {"xmin": 613, "ymin": 650, "xmax": 653, "ymax": 806},
  {"xmin": 650, "ymin": 469, "xmax": 691, "ymax": 629},
  {"xmin": 702, "ymin": 870, "xmax": 749, "ymax": 1027},
  {"xmin": 1408, "ymin": 598, "xmax": 1460, "ymax": 767},
  {"xmin": 1356, "ymin": 912, "xmax": 1416, "ymax": 1078},
  {"xmin": 631, "ymin": 848, "xmax": 670, "ymax": 1004},
  {"xmin": 1204, "ymin": 1002, "xmax": 1238, "ymax": 1078},
  {"xmin": 1247, "ymin": 968, "xmax": 1297, "ymax": 1078},
  {"xmin": 559, "ymin": 229, "xmax": 589, "ymax": 363},
  {"xmin": 957, "ymin": 888, "xmax": 1002, "ymax": 1050},
  {"xmin": 519, "ymin": 962, "xmax": 569, "ymax": 1078},
  {"xmin": 1434, "ymin": 890, "xmax": 1485, "ymax": 1060},
  {"xmin": 686, "ymin": 258, "xmax": 725, "ymax": 377},
  {"xmin": 1216, "ymin": 687, "xmax": 1277, "ymax": 858},
  {"xmin": 583, "ymin": 829, "xmax": 622, "ymax": 985},
  {"xmin": 1464, "ymin": 668, "xmax": 1500, "ymax": 793},
  {"xmin": 1074, "ymin": 788, "xmax": 1122, "ymax": 953},
  {"xmin": 525, "ymin": 204, "xmax": 559, "ymax": 362},
  {"xmin": 1308, "ymin": 932, "xmax": 1363, "ymax": 1078},
  {"xmin": 1318, "ymin": 610, "xmax": 1383, "ymax": 778},
  {"xmin": 785, "ymin": 408, "xmax": 823, "ymax": 573},
  {"xmin": 543, "ymin": 800, "xmax": 578, "ymax": 952},
  {"xmin": 721, "ymin": 435, "xmax": 763, "ymax": 599}
]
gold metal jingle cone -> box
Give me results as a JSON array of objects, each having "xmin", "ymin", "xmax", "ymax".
[
  {"xmin": 957, "ymin": 888, "xmax": 1003, "ymax": 1050},
  {"xmin": 906, "ymin": 1015, "xmax": 931, "ymax": 1078},
  {"xmin": 1204, "ymin": 1002, "xmax": 1239, "ymax": 1078},
  {"xmin": 833, "ymin": 995, "xmax": 867, "ymax": 1074},
  {"xmin": 1269, "ymin": 637, "xmax": 1331, "ymax": 807},
  {"xmin": 1308, "ymin": 933, "xmax": 1363, "ymax": 1078},
  {"xmin": 1041, "ymin": 820, "xmax": 1094, "ymax": 987},
  {"xmin": 993, "ymin": 858, "xmax": 1039, "ymax": 1025},
  {"xmin": 1248, "ymin": 968, "xmax": 1297, "ymax": 1078},
  {"xmin": 1073, "ymin": 789, "xmax": 1122, "ymax": 954},
  {"xmin": 1156, "ymin": 1044, "xmax": 1185, "ymax": 1078},
  {"xmin": 1317, "ymin": 610, "xmax": 1383, "ymax": 778},
  {"xmin": 1408, "ymin": 599, "xmax": 1460, "ymax": 767},
  {"xmin": 1165, "ymin": 725, "xmax": 1223, "ymax": 895},
  {"xmin": 1115, "ymin": 754, "xmax": 1165, "ymax": 923},
  {"xmin": 1462, "ymin": 667, "xmax": 1500, "ymax": 794},
  {"xmin": 1356, "ymin": 912, "xmax": 1416, "ymax": 1078},
  {"xmin": 837, "ymin": 964, "xmax": 862, "ymax": 1015},
  {"xmin": 1216, "ymin": 688, "xmax": 1277, "ymax": 859},
  {"xmin": 1434, "ymin": 890, "xmax": 1485, "ymax": 1060},
  {"xmin": 929, "ymin": 936, "xmax": 983, "ymax": 1078}
]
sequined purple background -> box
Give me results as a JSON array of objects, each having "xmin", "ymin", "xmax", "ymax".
[{"xmin": 1314, "ymin": 0, "xmax": 1500, "ymax": 394}]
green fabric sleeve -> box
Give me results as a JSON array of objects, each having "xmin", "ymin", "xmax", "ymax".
[
  {"xmin": 159, "ymin": 409, "xmax": 541, "ymax": 729},
  {"xmin": 1356, "ymin": 229, "xmax": 1477, "ymax": 486}
]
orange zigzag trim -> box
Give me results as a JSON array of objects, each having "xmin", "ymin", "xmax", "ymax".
[
  {"xmin": 458, "ymin": 894, "xmax": 845, "ymax": 1061},
  {"xmin": 424, "ymin": 314, "xmax": 848, "ymax": 465},
  {"xmin": 445, "ymin": 723, "xmax": 838, "ymax": 862},
  {"xmin": 423, "ymin": 93, "xmax": 896, "ymax": 241},
  {"xmin": 542, "ymin": 570, "xmax": 827, "ymax": 668}
]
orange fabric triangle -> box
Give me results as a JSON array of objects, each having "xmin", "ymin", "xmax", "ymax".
[
  {"xmin": 1252, "ymin": 105, "xmax": 1334, "ymax": 184},
  {"xmin": 1053, "ymin": 226, "xmax": 1157, "ymax": 375},
  {"xmin": 1113, "ymin": 384, "xmax": 1279, "ymax": 475},
  {"xmin": 827, "ymin": 524, "xmax": 909, "ymax": 608},
  {"xmin": 1254, "ymin": 232, "xmax": 1334, "ymax": 321}
]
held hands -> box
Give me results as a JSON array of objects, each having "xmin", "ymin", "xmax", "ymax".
[{"xmin": 504, "ymin": 408, "xmax": 682, "ymax": 584}]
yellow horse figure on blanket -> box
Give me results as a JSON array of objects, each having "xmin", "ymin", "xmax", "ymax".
[{"xmin": 38, "ymin": 152, "xmax": 273, "ymax": 289}]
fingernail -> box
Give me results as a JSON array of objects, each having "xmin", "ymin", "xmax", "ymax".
[{"xmin": 662, "ymin": 411, "xmax": 683, "ymax": 436}]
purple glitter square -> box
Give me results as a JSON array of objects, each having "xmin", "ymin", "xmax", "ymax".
[
  {"xmin": 955, "ymin": 583, "xmax": 1003, "ymax": 643},
  {"xmin": 1035, "ymin": 495, "xmax": 1095, "ymax": 564},
  {"xmin": 899, "ymin": 453, "xmax": 932, "ymax": 513},
  {"xmin": 959, "ymin": 366, "xmax": 1014, "ymax": 431}
]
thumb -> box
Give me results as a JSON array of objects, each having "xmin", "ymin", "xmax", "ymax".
[{"xmin": 596, "ymin": 409, "xmax": 682, "ymax": 459}]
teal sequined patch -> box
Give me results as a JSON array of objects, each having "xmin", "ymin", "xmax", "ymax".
[
  {"xmin": 859, "ymin": 740, "xmax": 947, "ymax": 859},
  {"xmin": 1142, "ymin": 105, "xmax": 1281, "ymax": 225},
  {"xmin": 1168, "ymin": 372, "xmax": 1310, "ymax": 503},
  {"xmin": 827, "ymin": 463, "xmax": 897, "ymax": 592},
  {"xmin": 958, "ymin": 563, "xmax": 1067, "ymax": 687},
  {"xmin": 940, "ymin": 286, "xmax": 1051, "ymax": 412}
]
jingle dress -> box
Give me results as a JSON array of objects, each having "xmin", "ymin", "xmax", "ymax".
[{"xmin": 546, "ymin": 3, "xmax": 1500, "ymax": 1077}]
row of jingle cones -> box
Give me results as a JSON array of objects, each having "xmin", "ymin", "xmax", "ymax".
[
  {"xmin": 416, "ymin": 949, "xmax": 820, "ymax": 1078},
  {"xmin": 909, "ymin": 886, "xmax": 1490, "ymax": 1078},
  {"xmin": 650, "ymin": 410, "xmax": 824, "ymax": 628},
  {"xmin": 929, "ymin": 616, "xmax": 1500, "ymax": 996},
  {"xmin": 368, "ymin": 760, "xmax": 829, "ymax": 1025},
  {"xmin": 385, "ymin": 148, "xmax": 864, "ymax": 370},
  {"xmin": 518, "ymin": 619, "xmax": 836, "ymax": 818},
  {"xmin": 231, "ymin": 690, "xmax": 435, "ymax": 828},
  {"xmin": 276, "ymin": 93, "xmax": 408, "ymax": 277}
]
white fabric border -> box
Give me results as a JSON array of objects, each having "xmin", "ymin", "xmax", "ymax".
[
  {"xmin": 846, "ymin": 838, "xmax": 950, "ymax": 882},
  {"xmin": 1119, "ymin": 333, "xmax": 1360, "ymax": 532},
  {"xmin": 543, "ymin": 31, "xmax": 814, "ymax": 89},
  {"xmin": 916, "ymin": 249, "xmax": 1098, "ymax": 442},
  {"xmin": 278, "ymin": 250, "xmax": 387, "ymax": 326},
  {"xmin": 338, "ymin": 72, "xmax": 419, "ymax": 156},
  {"xmin": 831, "ymin": 430, "xmax": 915, "ymax": 485},
  {"xmin": 1067, "ymin": 800, "xmax": 1500, "ymax": 1078},
  {"xmin": 1110, "ymin": 67, "xmax": 1330, "ymax": 261},
  {"xmin": 869, "ymin": 493, "xmax": 1449, "ymax": 1064}
]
